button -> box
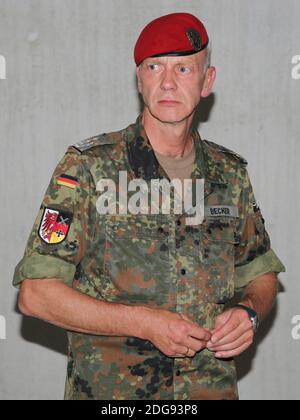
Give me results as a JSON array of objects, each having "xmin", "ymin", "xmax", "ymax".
[
  {"xmin": 176, "ymin": 370, "xmax": 181, "ymax": 376},
  {"xmin": 187, "ymin": 208, "xmax": 195, "ymax": 215},
  {"xmin": 181, "ymin": 269, "xmax": 186, "ymax": 276}
]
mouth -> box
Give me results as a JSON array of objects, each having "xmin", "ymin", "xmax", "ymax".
[{"xmin": 158, "ymin": 100, "xmax": 181, "ymax": 107}]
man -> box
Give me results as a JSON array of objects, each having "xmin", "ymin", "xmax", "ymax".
[{"xmin": 14, "ymin": 13, "xmax": 285, "ymax": 400}]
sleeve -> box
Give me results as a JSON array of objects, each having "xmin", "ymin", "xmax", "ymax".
[
  {"xmin": 13, "ymin": 148, "xmax": 93, "ymax": 288},
  {"xmin": 234, "ymin": 167, "xmax": 286, "ymax": 292}
]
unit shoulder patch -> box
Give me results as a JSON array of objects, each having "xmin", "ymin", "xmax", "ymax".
[
  {"xmin": 203, "ymin": 140, "xmax": 248, "ymax": 165},
  {"xmin": 39, "ymin": 207, "xmax": 73, "ymax": 245}
]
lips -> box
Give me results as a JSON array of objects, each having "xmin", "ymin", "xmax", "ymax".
[{"xmin": 158, "ymin": 100, "xmax": 181, "ymax": 106}]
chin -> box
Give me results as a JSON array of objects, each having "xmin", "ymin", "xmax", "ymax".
[{"xmin": 149, "ymin": 107, "xmax": 190, "ymax": 124}]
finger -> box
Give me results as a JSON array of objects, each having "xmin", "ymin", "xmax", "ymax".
[
  {"xmin": 208, "ymin": 322, "xmax": 252, "ymax": 349},
  {"xmin": 214, "ymin": 310, "xmax": 233, "ymax": 331},
  {"xmin": 186, "ymin": 337, "xmax": 208, "ymax": 353},
  {"xmin": 209, "ymin": 316, "xmax": 243, "ymax": 345},
  {"xmin": 215, "ymin": 341, "xmax": 253, "ymax": 359},
  {"xmin": 176, "ymin": 345, "xmax": 196, "ymax": 359},
  {"xmin": 185, "ymin": 348, "xmax": 196, "ymax": 358},
  {"xmin": 178, "ymin": 315, "xmax": 211, "ymax": 339},
  {"xmin": 174, "ymin": 354, "xmax": 186, "ymax": 359},
  {"xmin": 187, "ymin": 325, "xmax": 212, "ymax": 342},
  {"xmin": 174, "ymin": 314, "xmax": 211, "ymax": 340},
  {"xmin": 209, "ymin": 331, "xmax": 254, "ymax": 353}
]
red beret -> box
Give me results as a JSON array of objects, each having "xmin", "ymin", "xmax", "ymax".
[{"xmin": 134, "ymin": 13, "xmax": 209, "ymax": 66}]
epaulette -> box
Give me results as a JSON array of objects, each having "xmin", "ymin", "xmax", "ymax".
[
  {"xmin": 203, "ymin": 140, "xmax": 248, "ymax": 165},
  {"xmin": 70, "ymin": 133, "xmax": 120, "ymax": 154}
]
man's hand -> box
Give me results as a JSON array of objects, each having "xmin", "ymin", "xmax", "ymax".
[
  {"xmin": 142, "ymin": 309, "xmax": 211, "ymax": 358},
  {"xmin": 207, "ymin": 308, "xmax": 254, "ymax": 359}
]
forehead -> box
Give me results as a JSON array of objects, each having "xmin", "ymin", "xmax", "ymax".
[{"xmin": 143, "ymin": 52, "xmax": 203, "ymax": 66}]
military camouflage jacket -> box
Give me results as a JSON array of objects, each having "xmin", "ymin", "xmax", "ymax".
[{"xmin": 14, "ymin": 116, "xmax": 285, "ymax": 400}]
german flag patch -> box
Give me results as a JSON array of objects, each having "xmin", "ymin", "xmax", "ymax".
[{"xmin": 57, "ymin": 174, "xmax": 79, "ymax": 189}]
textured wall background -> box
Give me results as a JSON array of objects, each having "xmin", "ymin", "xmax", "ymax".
[{"xmin": 0, "ymin": 0, "xmax": 299, "ymax": 400}]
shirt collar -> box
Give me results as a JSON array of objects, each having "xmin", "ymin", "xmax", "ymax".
[{"xmin": 125, "ymin": 115, "xmax": 227, "ymax": 185}]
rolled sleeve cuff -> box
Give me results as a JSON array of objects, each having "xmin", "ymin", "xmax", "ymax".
[
  {"xmin": 13, "ymin": 254, "xmax": 76, "ymax": 288},
  {"xmin": 234, "ymin": 249, "xmax": 286, "ymax": 292}
]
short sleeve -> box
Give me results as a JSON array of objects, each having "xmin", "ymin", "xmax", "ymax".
[
  {"xmin": 13, "ymin": 149, "xmax": 93, "ymax": 288},
  {"xmin": 234, "ymin": 168, "xmax": 286, "ymax": 292}
]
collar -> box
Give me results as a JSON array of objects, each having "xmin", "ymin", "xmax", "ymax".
[{"xmin": 126, "ymin": 115, "xmax": 228, "ymax": 186}]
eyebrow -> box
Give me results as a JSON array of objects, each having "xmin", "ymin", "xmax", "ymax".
[
  {"xmin": 145, "ymin": 58, "xmax": 196, "ymax": 66},
  {"xmin": 175, "ymin": 60, "xmax": 195, "ymax": 66}
]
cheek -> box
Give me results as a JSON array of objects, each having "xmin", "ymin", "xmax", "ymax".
[
  {"xmin": 183, "ymin": 83, "xmax": 203, "ymax": 105},
  {"xmin": 141, "ymin": 82, "xmax": 159, "ymax": 102},
  {"xmin": 180, "ymin": 75, "xmax": 203, "ymax": 94},
  {"xmin": 192, "ymin": 79, "xmax": 205, "ymax": 100}
]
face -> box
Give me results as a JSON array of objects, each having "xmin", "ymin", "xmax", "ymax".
[{"xmin": 136, "ymin": 51, "xmax": 216, "ymax": 124}]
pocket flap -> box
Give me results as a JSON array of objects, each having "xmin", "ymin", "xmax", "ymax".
[{"xmin": 201, "ymin": 218, "xmax": 238, "ymax": 244}]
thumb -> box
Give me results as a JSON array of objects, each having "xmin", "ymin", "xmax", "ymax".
[{"xmin": 180, "ymin": 314, "xmax": 210, "ymax": 332}]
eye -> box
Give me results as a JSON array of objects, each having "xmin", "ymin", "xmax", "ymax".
[
  {"xmin": 178, "ymin": 66, "xmax": 191, "ymax": 74},
  {"xmin": 147, "ymin": 63, "xmax": 160, "ymax": 71}
]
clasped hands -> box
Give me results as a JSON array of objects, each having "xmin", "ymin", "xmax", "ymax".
[{"xmin": 149, "ymin": 307, "xmax": 254, "ymax": 359}]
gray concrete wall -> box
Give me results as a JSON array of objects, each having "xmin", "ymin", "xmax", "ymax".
[{"xmin": 0, "ymin": 0, "xmax": 299, "ymax": 400}]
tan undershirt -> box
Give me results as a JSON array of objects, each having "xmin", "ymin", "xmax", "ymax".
[{"xmin": 154, "ymin": 141, "xmax": 196, "ymax": 200}]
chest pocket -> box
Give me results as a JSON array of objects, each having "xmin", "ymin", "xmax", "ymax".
[
  {"xmin": 198, "ymin": 217, "xmax": 239, "ymax": 304},
  {"xmin": 102, "ymin": 215, "xmax": 172, "ymax": 306}
]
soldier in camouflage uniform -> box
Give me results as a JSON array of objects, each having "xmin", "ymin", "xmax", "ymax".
[{"xmin": 14, "ymin": 13, "xmax": 285, "ymax": 400}]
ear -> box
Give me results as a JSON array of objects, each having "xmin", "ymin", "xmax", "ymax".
[
  {"xmin": 201, "ymin": 66, "xmax": 216, "ymax": 98},
  {"xmin": 136, "ymin": 66, "xmax": 142, "ymax": 94}
]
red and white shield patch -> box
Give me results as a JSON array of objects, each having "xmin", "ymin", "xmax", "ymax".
[{"xmin": 39, "ymin": 207, "xmax": 73, "ymax": 244}]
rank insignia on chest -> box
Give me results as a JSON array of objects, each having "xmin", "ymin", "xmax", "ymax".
[{"xmin": 39, "ymin": 207, "xmax": 73, "ymax": 244}]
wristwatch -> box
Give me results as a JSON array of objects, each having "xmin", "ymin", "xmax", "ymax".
[{"xmin": 234, "ymin": 304, "xmax": 259, "ymax": 333}]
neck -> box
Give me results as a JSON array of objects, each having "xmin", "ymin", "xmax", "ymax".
[{"xmin": 142, "ymin": 108, "xmax": 195, "ymax": 158}]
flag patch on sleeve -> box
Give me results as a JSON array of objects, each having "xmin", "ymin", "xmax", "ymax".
[
  {"xmin": 57, "ymin": 174, "xmax": 79, "ymax": 189},
  {"xmin": 39, "ymin": 207, "xmax": 73, "ymax": 244}
]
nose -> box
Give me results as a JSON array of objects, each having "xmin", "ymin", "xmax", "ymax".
[{"xmin": 160, "ymin": 68, "xmax": 177, "ymax": 91}]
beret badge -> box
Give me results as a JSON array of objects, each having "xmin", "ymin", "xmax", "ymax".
[{"xmin": 186, "ymin": 28, "xmax": 202, "ymax": 51}]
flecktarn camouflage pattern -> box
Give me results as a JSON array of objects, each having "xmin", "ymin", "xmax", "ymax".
[{"xmin": 13, "ymin": 116, "xmax": 285, "ymax": 400}]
